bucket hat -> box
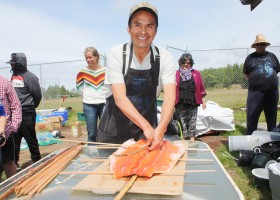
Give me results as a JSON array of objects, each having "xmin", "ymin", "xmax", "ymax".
[
  {"xmin": 251, "ymin": 34, "xmax": 270, "ymax": 48},
  {"xmin": 128, "ymin": 2, "xmax": 158, "ymax": 27}
]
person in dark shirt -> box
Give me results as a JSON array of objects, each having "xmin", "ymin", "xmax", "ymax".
[
  {"xmin": 243, "ymin": 34, "xmax": 280, "ymax": 135},
  {"xmin": 7, "ymin": 53, "xmax": 42, "ymax": 170}
]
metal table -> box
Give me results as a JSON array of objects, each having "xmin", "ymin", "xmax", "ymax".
[{"xmin": 0, "ymin": 136, "xmax": 244, "ymax": 200}]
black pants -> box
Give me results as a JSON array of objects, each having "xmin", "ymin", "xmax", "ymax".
[
  {"xmin": 246, "ymin": 90, "xmax": 279, "ymax": 135},
  {"xmin": 0, "ymin": 135, "xmax": 16, "ymax": 172},
  {"xmin": 14, "ymin": 109, "xmax": 41, "ymax": 163},
  {"xmin": 175, "ymin": 104, "xmax": 198, "ymax": 138}
]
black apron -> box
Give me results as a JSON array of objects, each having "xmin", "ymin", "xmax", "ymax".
[{"xmin": 97, "ymin": 43, "xmax": 159, "ymax": 143}]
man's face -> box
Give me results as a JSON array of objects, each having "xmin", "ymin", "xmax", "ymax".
[
  {"xmin": 127, "ymin": 11, "xmax": 157, "ymax": 50},
  {"xmin": 255, "ymin": 43, "xmax": 267, "ymax": 54}
]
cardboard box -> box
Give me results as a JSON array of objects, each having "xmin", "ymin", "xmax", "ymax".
[
  {"xmin": 71, "ymin": 122, "xmax": 82, "ymax": 137},
  {"xmin": 52, "ymin": 110, "xmax": 68, "ymax": 126},
  {"xmin": 49, "ymin": 116, "xmax": 64, "ymax": 128},
  {"xmin": 35, "ymin": 120, "xmax": 55, "ymax": 131}
]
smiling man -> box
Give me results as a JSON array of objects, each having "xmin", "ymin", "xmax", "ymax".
[{"xmin": 97, "ymin": 2, "xmax": 176, "ymax": 150}]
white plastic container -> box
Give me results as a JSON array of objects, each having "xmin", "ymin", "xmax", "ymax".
[
  {"xmin": 268, "ymin": 163, "xmax": 280, "ymax": 200},
  {"xmin": 228, "ymin": 131, "xmax": 280, "ymax": 151}
]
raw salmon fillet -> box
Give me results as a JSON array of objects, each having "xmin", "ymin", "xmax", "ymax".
[{"xmin": 110, "ymin": 139, "xmax": 185, "ymax": 178}]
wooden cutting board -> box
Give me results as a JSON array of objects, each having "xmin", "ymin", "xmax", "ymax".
[{"xmin": 72, "ymin": 142, "xmax": 188, "ymax": 195}]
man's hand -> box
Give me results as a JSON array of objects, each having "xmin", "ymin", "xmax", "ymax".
[
  {"xmin": 143, "ymin": 126, "xmax": 155, "ymax": 148},
  {"xmin": 147, "ymin": 126, "xmax": 165, "ymax": 151}
]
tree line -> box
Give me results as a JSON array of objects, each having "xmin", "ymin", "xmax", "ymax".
[
  {"xmin": 42, "ymin": 63, "xmax": 248, "ymax": 99},
  {"xmin": 42, "ymin": 85, "xmax": 78, "ymax": 99},
  {"xmin": 200, "ymin": 63, "xmax": 248, "ymax": 89}
]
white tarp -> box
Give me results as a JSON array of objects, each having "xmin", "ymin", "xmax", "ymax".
[
  {"xmin": 196, "ymin": 101, "xmax": 235, "ymax": 136},
  {"xmin": 157, "ymin": 101, "xmax": 235, "ymax": 136}
]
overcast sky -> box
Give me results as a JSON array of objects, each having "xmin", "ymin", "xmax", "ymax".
[{"xmin": 0, "ymin": 0, "xmax": 279, "ymax": 89}]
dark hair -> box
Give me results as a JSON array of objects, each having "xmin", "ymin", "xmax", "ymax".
[
  {"xmin": 178, "ymin": 53, "xmax": 194, "ymax": 66},
  {"xmin": 128, "ymin": 8, "xmax": 158, "ymax": 29}
]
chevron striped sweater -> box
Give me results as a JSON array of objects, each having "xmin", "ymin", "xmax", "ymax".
[{"xmin": 76, "ymin": 67, "xmax": 107, "ymax": 104}]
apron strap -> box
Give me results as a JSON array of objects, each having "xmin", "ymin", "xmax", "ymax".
[
  {"xmin": 122, "ymin": 43, "xmax": 160, "ymax": 86},
  {"xmin": 122, "ymin": 43, "xmax": 127, "ymax": 75},
  {"xmin": 122, "ymin": 43, "xmax": 133, "ymax": 75},
  {"xmin": 150, "ymin": 46, "xmax": 160, "ymax": 86}
]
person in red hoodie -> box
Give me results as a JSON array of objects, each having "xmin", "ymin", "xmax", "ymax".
[{"xmin": 175, "ymin": 53, "xmax": 206, "ymax": 141}]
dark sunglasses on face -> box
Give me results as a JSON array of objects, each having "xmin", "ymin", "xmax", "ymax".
[
  {"xmin": 182, "ymin": 61, "xmax": 191, "ymax": 65},
  {"xmin": 256, "ymin": 43, "xmax": 266, "ymax": 47}
]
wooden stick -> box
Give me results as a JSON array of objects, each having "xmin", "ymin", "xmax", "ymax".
[
  {"xmin": 114, "ymin": 175, "xmax": 137, "ymax": 200},
  {"xmin": 47, "ymin": 138, "xmax": 122, "ymax": 146},
  {"xmin": 15, "ymin": 144, "xmax": 84, "ymax": 197},
  {"xmin": 77, "ymin": 158, "xmax": 214, "ymax": 163},
  {"xmin": 60, "ymin": 171, "xmax": 114, "ymax": 175},
  {"xmin": 60, "ymin": 169, "xmax": 215, "ymax": 175},
  {"xmin": 96, "ymin": 146, "xmax": 119, "ymax": 149},
  {"xmin": 186, "ymin": 148, "xmax": 212, "ymax": 151},
  {"xmin": 79, "ymin": 158, "xmax": 107, "ymax": 162},
  {"xmin": 114, "ymin": 146, "xmax": 148, "ymax": 157}
]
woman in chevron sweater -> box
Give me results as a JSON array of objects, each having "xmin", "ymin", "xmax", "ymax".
[{"xmin": 76, "ymin": 47, "xmax": 107, "ymax": 143}]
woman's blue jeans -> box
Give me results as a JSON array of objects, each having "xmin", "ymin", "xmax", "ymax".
[{"xmin": 83, "ymin": 103, "xmax": 105, "ymax": 143}]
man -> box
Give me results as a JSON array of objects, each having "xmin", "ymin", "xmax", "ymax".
[
  {"xmin": 7, "ymin": 53, "xmax": 42, "ymax": 169},
  {"xmin": 0, "ymin": 76, "xmax": 22, "ymax": 178},
  {"xmin": 97, "ymin": 2, "xmax": 176, "ymax": 150},
  {"xmin": 243, "ymin": 34, "xmax": 280, "ymax": 135}
]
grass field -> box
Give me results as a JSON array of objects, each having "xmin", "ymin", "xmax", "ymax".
[{"xmin": 39, "ymin": 88, "xmax": 280, "ymax": 127}]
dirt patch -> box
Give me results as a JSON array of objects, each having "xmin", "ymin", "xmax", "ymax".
[
  {"xmin": 197, "ymin": 132, "xmax": 228, "ymax": 152},
  {"xmin": 19, "ymin": 125, "xmax": 88, "ymax": 169}
]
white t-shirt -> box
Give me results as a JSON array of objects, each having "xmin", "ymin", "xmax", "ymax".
[{"xmin": 105, "ymin": 42, "xmax": 176, "ymax": 98}]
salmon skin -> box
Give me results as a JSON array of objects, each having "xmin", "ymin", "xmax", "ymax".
[{"xmin": 110, "ymin": 139, "xmax": 185, "ymax": 178}]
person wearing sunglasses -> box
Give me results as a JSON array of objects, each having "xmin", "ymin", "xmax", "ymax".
[
  {"xmin": 243, "ymin": 34, "xmax": 280, "ymax": 135},
  {"xmin": 175, "ymin": 53, "xmax": 207, "ymax": 141}
]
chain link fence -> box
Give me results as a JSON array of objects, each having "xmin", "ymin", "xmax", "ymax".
[
  {"xmin": 1, "ymin": 46, "xmax": 280, "ymax": 112},
  {"xmin": 167, "ymin": 46, "xmax": 280, "ymax": 108}
]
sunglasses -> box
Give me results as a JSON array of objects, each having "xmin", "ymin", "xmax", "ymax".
[
  {"xmin": 256, "ymin": 43, "xmax": 266, "ymax": 47},
  {"xmin": 182, "ymin": 61, "xmax": 191, "ymax": 65}
]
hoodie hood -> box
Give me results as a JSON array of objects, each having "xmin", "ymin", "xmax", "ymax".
[{"xmin": 7, "ymin": 53, "xmax": 27, "ymax": 73}]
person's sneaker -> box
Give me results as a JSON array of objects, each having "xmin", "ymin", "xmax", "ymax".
[{"xmin": 15, "ymin": 163, "xmax": 21, "ymax": 171}]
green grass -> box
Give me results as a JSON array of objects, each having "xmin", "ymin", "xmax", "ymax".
[{"xmin": 216, "ymin": 126, "xmax": 272, "ymax": 200}]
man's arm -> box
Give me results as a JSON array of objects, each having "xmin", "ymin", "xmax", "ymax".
[
  {"xmin": 151, "ymin": 83, "xmax": 176, "ymax": 150},
  {"xmin": 111, "ymin": 83, "xmax": 155, "ymax": 142}
]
